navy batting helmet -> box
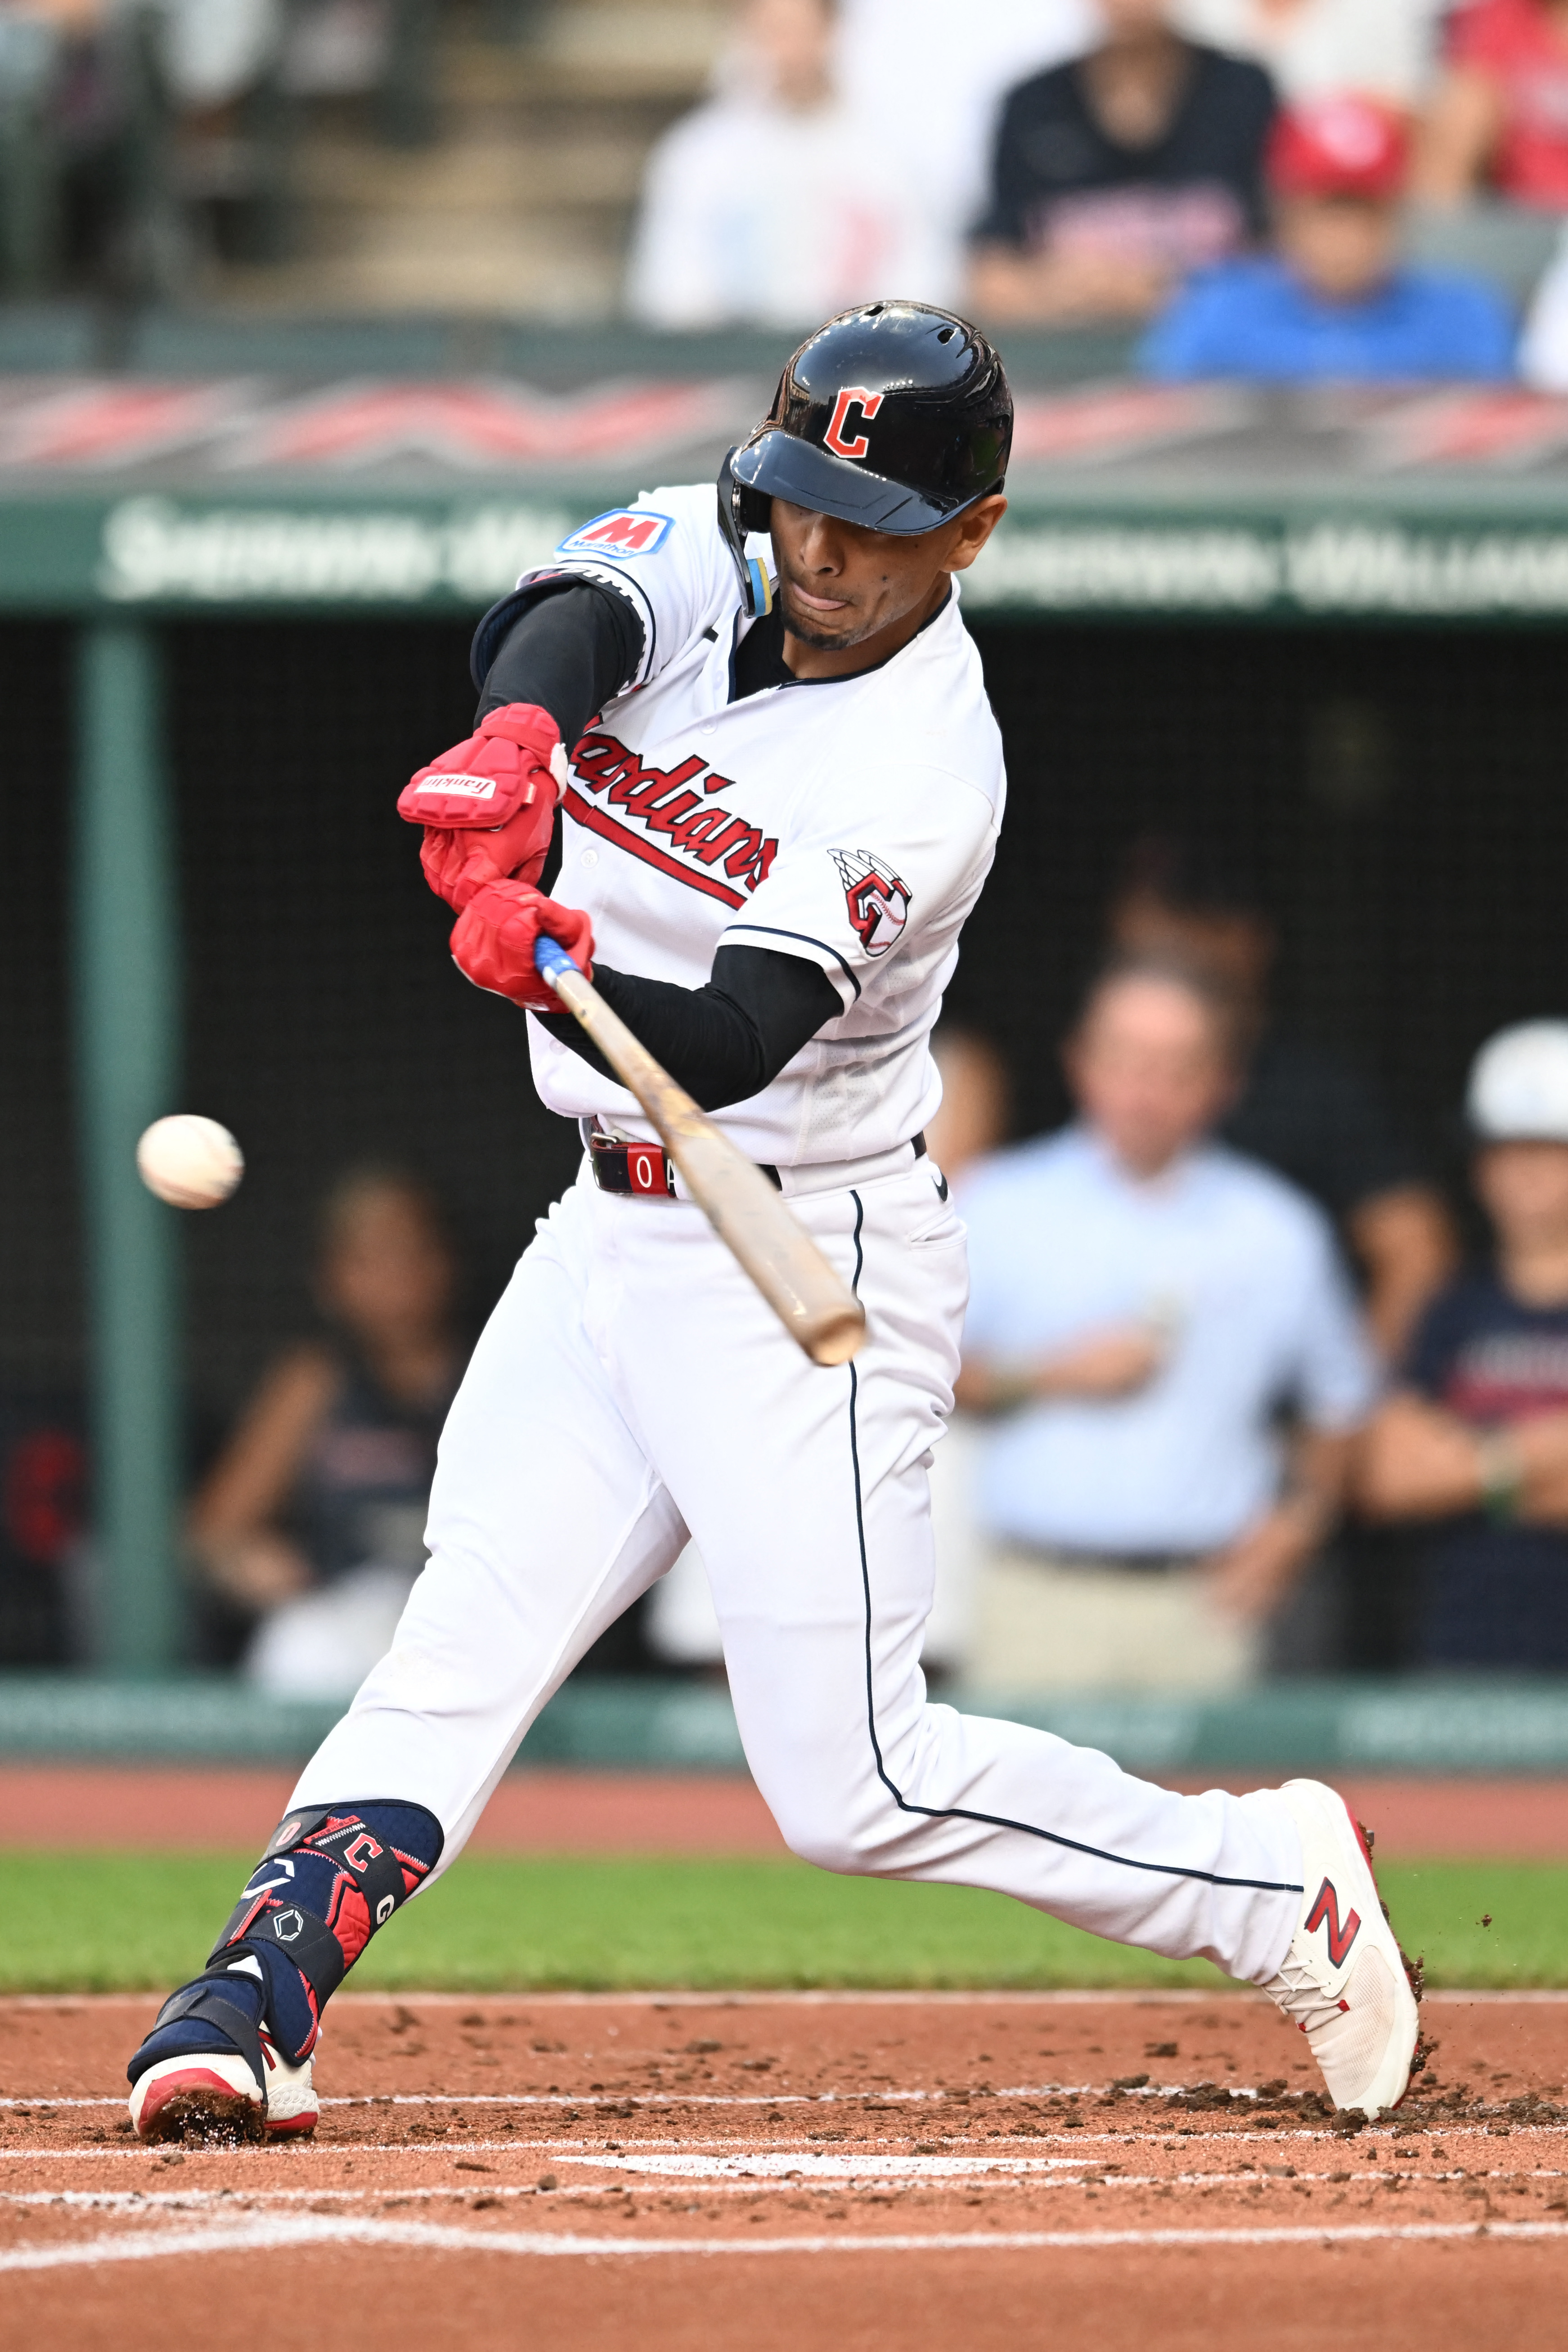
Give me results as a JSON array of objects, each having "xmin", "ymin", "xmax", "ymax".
[{"xmin": 719, "ymin": 300, "xmax": 1012, "ymax": 612}]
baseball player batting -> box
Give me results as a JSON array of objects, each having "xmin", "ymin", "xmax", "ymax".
[{"xmin": 126, "ymin": 302, "xmax": 1419, "ymax": 2143}]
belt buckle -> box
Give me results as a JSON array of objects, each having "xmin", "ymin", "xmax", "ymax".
[{"xmin": 589, "ymin": 1131, "xmax": 676, "ymax": 1198}]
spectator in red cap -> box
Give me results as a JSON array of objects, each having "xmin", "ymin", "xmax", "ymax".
[{"xmin": 1143, "ymin": 91, "xmax": 1518, "ymax": 375}]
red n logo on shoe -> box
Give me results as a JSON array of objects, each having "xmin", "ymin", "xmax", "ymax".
[{"xmin": 1305, "ymin": 1876, "xmax": 1361, "ymax": 1967}]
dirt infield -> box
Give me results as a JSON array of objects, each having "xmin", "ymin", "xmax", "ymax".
[
  {"xmin": 8, "ymin": 1764, "xmax": 1568, "ymax": 1857},
  {"xmin": 3, "ymin": 1992, "xmax": 1566, "ymax": 2348}
]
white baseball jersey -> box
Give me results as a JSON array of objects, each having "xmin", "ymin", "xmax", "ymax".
[
  {"xmin": 516, "ymin": 484, "xmax": 1007, "ymax": 1167},
  {"xmin": 287, "ymin": 479, "xmax": 1306, "ymax": 2016}
]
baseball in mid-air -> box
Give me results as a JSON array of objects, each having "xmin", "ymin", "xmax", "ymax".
[{"xmin": 135, "ymin": 1114, "xmax": 245, "ymax": 1209}]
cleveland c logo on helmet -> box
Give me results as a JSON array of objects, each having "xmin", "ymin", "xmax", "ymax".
[
  {"xmin": 716, "ymin": 303, "xmax": 1012, "ymax": 609},
  {"xmin": 823, "ymin": 388, "xmax": 885, "ymax": 462}
]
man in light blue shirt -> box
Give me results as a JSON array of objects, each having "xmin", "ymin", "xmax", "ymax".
[{"xmin": 957, "ymin": 953, "xmax": 1377, "ymax": 1690}]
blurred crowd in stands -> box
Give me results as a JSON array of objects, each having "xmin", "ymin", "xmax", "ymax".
[
  {"xmin": 936, "ymin": 874, "xmax": 1568, "ymax": 1697},
  {"xmin": 11, "ymin": 0, "xmax": 1568, "ymax": 381},
  {"xmin": 0, "ymin": 0, "xmax": 417, "ymax": 292},
  {"xmin": 632, "ymin": 0, "xmax": 1568, "ymax": 383}
]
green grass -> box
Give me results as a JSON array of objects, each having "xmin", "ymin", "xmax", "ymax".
[{"xmin": 0, "ymin": 1854, "xmax": 1562, "ymax": 1995}]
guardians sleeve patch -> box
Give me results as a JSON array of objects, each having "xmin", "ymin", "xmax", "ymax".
[{"xmin": 830, "ymin": 848, "xmax": 912, "ymax": 956}]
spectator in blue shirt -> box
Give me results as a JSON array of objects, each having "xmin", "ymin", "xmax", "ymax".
[
  {"xmin": 1362, "ymin": 1022, "xmax": 1568, "ymax": 1670},
  {"xmin": 1143, "ymin": 91, "xmax": 1517, "ymax": 379},
  {"xmin": 957, "ymin": 955, "xmax": 1377, "ymax": 1694}
]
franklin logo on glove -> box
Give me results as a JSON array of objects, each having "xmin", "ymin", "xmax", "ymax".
[
  {"xmin": 414, "ymin": 773, "xmax": 499, "ymax": 801},
  {"xmin": 399, "ymin": 701, "xmax": 571, "ymax": 910}
]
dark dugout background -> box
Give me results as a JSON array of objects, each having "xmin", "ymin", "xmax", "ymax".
[{"xmin": 4, "ymin": 614, "xmax": 1567, "ymax": 1659}]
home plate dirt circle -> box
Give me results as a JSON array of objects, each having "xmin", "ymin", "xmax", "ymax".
[{"xmin": 3, "ymin": 1991, "xmax": 1566, "ymax": 2350}]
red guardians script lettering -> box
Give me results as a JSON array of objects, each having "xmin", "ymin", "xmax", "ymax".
[{"xmin": 566, "ymin": 731, "xmax": 778, "ymax": 907}]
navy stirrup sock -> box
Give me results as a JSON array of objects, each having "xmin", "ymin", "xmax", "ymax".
[{"xmin": 128, "ymin": 1800, "xmax": 443, "ymax": 2084}]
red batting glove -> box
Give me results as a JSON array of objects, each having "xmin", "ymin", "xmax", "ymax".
[
  {"xmin": 398, "ymin": 702, "xmax": 569, "ymax": 910},
  {"xmin": 449, "ymin": 879, "xmax": 595, "ymax": 1016}
]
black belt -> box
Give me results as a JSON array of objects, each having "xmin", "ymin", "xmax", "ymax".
[{"xmin": 583, "ymin": 1121, "xmax": 926, "ymax": 1200}]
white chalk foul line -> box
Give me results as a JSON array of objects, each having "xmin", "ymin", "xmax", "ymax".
[
  {"xmin": 4, "ymin": 2215, "xmax": 1568, "ymax": 2273},
  {"xmin": 560, "ymin": 2152, "xmax": 1087, "ymax": 2179},
  {"xmin": 0, "ymin": 2154, "xmax": 1101, "ymax": 2210},
  {"xmin": 6, "ymin": 2157, "xmax": 1550, "ymax": 2213}
]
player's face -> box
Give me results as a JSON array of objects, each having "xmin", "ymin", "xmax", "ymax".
[
  {"xmin": 1066, "ymin": 976, "xmax": 1237, "ymax": 1178},
  {"xmin": 768, "ymin": 494, "xmax": 1006, "ymax": 674}
]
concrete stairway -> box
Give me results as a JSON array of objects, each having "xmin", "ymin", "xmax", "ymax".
[{"xmin": 213, "ymin": 0, "xmax": 729, "ymax": 319}]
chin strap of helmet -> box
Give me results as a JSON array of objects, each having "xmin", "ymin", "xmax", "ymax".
[{"xmin": 717, "ymin": 446, "xmax": 775, "ymax": 621}]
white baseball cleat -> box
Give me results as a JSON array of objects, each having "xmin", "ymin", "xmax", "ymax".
[
  {"xmin": 1259, "ymin": 1777, "xmax": 1421, "ymax": 2120},
  {"xmin": 129, "ymin": 2034, "xmax": 319, "ymax": 2145}
]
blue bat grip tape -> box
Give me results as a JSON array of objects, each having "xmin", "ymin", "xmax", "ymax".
[{"xmin": 534, "ymin": 935, "xmax": 577, "ymax": 984}]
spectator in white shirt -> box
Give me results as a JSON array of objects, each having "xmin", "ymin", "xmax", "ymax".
[
  {"xmin": 626, "ymin": 0, "xmax": 952, "ymax": 328},
  {"xmin": 836, "ymin": 0, "xmax": 1096, "ymax": 267},
  {"xmin": 957, "ymin": 955, "xmax": 1376, "ymax": 1694},
  {"xmin": 1177, "ymin": 0, "xmax": 1444, "ymax": 111}
]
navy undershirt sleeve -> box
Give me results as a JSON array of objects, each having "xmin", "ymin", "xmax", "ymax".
[
  {"xmin": 534, "ymin": 946, "xmax": 841, "ymax": 1113},
  {"xmin": 472, "ymin": 579, "xmax": 644, "ymax": 740},
  {"xmin": 472, "ymin": 581, "xmax": 840, "ymax": 1109}
]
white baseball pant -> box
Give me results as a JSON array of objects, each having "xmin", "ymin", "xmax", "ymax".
[{"xmin": 293, "ymin": 1160, "xmax": 1303, "ymax": 1985}]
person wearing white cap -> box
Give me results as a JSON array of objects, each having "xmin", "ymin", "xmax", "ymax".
[{"xmin": 1361, "ymin": 1021, "xmax": 1568, "ymax": 1667}]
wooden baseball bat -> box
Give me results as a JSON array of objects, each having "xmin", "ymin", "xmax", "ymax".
[{"xmin": 534, "ymin": 937, "xmax": 866, "ymax": 1367}]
